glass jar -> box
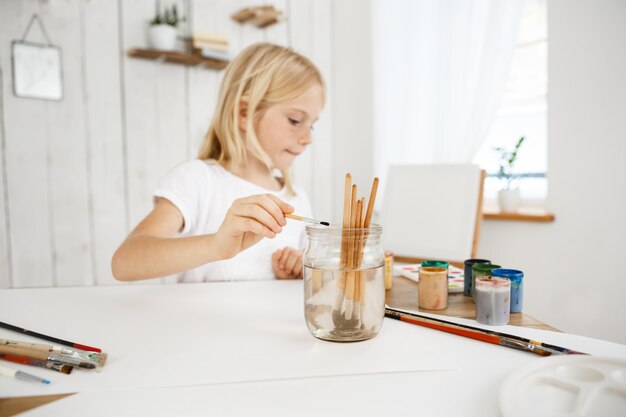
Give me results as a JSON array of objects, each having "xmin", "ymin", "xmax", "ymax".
[
  {"xmin": 303, "ymin": 225, "xmax": 385, "ymax": 342},
  {"xmin": 384, "ymin": 251, "xmax": 394, "ymax": 290}
]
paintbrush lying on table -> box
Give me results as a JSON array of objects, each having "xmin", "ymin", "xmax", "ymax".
[
  {"xmin": 0, "ymin": 338, "xmax": 107, "ymax": 370},
  {"xmin": 385, "ymin": 306, "xmax": 587, "ymax": 357}
]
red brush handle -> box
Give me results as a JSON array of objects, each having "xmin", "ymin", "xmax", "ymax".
[{"xmin": 399, "ymin": 316, "xmax": 501, "ymax": 345}]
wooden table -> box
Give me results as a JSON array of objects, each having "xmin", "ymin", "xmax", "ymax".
[{"xmin": 0, "ymin": 277, "xmax": 557, "ymax": 417}]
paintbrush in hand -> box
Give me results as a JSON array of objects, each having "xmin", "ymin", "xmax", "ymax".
[{"xmin": 285, "ymin": 213, "xmax": 330, "ymax": 226}]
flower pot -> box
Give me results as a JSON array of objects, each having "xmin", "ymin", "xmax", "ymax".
[
  {"xmin": 498, "ymin": 188, "xmax": 521, "ymax": 213},
  {"xmin": 148, "ymin": 24, "xmax": 177, "ymax": 51}
]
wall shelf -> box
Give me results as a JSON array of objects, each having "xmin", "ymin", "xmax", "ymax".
[
  {"xmin": 127, "ymin": 48, "xmax": 229, "ymax": 70},
  {"xmin": 483, "ymin": 209, "xmax": 555, "ymax": 222}
]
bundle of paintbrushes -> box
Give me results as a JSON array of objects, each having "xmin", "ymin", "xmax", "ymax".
[
  {"xmin": 0, "ymin": 338, "xmax": 107, "ymax": 373},
  {"xmin": 332, "ymin": 173, "xmax": 380, "ymax": 329},
  {"xmin": 0, "ymin": 323, "xmax": 107, "ymax": 380}
]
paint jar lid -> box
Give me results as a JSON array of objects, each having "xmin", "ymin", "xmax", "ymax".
[
  {"xmin": 464, "ymin": 259, "xmax": 490, "ymax": 266},
  {"xmin": 491, "ymin": 268, "xmax": 524, "ymax": 283},
  {"xmin": 476, "ymin": 276, "xmax": 510, "ymax": 288},
  {"xmin": 422, "ymin": 260, "xmax": 449, "ymax": 269},
  {"xmin": 473, "ymin": 263, "xmax": 501, "ymax": 274}
]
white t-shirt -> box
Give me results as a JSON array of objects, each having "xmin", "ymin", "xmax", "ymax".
[{"xmin": 153, "ymin": 159, "xmax": 313, "ymax": 282}]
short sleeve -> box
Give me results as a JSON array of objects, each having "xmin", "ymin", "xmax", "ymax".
[{"xmin": 153, "ymin": 160, "xmax": 204, "ymax": 235}]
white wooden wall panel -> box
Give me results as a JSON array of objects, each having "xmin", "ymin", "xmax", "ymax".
[
  {"xmin": 187, "ymin": 0, "xmax": 229, "ymax": 159},
  {"xmin": 122, "ymin": 1, "xmax": 162, "ymax": 230},
  {"xmin": 45, "ymin": 2, "xmax": 94, "ymax": 286},
  {"xmin": 83, "ymin": 0, "xmax": 127, "ymax": 286},
  {"xmin": 0, "ymin": 0, "xmax": 332, "ymax": 288},
  {"xmin": 264, "ymin": 0, "xmax": 288, "ymax": 45},
  {"xmin": 1, "ymin": 1, "xmax": 55, "ymax": 288},
  {"xmin": 0, "ymin": 47, "xmax": 11, "ymax": 288}
]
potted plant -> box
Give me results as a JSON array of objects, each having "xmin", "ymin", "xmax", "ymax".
[
  {"xmin": 494, "ymin": 136, "xmax": 525, "ymax": 213},
  {"xmin": 148, "ymin": 3, "xmax": 180, "ymax": 51}
]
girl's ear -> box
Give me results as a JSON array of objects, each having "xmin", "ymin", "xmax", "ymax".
[{"xmin": 237, "ymin": 100, "xmax": 248, "ymax": 132}]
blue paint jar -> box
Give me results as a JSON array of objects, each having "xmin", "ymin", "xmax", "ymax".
[
  {"xmin": 491, "ymin": 269, "xmax": 524, "ymax": 313},
  {"xmin": 463, "ymin": 259, "xmax": 490, "ymax": 296}
]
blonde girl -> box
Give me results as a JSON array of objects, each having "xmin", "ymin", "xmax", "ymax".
[{"xmin": 112, "ymin": 42, "xmax": 325, "ymax": 282}]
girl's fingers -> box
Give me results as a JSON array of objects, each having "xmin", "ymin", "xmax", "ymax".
[
  {"xmin": 233, "ymin": 194, "xmax": 293, "ymax": 231},
  {"xmin": 266, "ymin": 194, "xmax": 295, "ymax": 216},
  {"xmin": 293, "ymin": 256, "xmax": 303, "ymax": 277},
  {"xmin": 284, "ymin": 251, "xmax": 300, "ymax": 275},
  {"xmin": 232, "ymin": 203, "xmax": 283, "ymax": 233},
  {"xmin": 279, "ymin": 247, "xmax": 295, "ymax": 270},
  {"xmin": 256, "ymin": 194, "xmax": 291, "ymax": 227},
  {"xmin": 233, "ymin": 216, "xmax": 276, "ymax": 239}
]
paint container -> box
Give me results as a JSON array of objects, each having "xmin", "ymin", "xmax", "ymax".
[
  {"xmin": 475, "ymin": 276, "xmax": 510, "ymax": 325},
  {"xmin": 464, "ymin": 259, "xmax": 491, "ymax": 297},
  {"xmin": 384, "ymin": 251, "xmax": 394, "ymax": 290},
  {"xmin": 471, "ymin": 263, "xmax": 501, "ymax": 302},
  {"xmin": 491, "ymin": 269, "xmax": 524, "ymax": 313},
  {"xmin": 418, "ymin": 267, "xmax": 448, "ymax": 310}
]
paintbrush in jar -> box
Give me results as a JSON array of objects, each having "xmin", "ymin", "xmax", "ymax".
[{"xmin": 333, "ymin": 173, "xmax": 353, "ymax": 326}]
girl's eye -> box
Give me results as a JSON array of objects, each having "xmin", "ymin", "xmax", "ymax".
[{"xmin": 288, "ymin": 118, "xmax": 302, "ymax": 126}]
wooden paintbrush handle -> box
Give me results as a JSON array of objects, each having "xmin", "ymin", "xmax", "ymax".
[{"xmin": 0, "ymin": 343, "xmax": 51, "ymax": 361}]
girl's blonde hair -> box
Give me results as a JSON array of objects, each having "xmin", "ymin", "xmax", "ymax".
[{"xmin": 198, "ymin": 42, "xmax": 325, "ymax": 194}]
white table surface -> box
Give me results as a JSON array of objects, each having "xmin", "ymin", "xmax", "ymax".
[{"xmin": 1, "ymin": 280, "xmax": 626, "ymax": 417}]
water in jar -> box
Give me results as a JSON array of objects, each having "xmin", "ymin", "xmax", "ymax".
[{"xmin": 304, "ymin": 265, "xmax": 385, "ymax": 342}]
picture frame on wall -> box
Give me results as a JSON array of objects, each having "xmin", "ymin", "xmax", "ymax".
[{"xmin": 11, "ymin": 40, "xmax": 63, "ymax": 101}]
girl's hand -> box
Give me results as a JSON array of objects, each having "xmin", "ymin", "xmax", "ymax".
[
  {"xmin": 272, "ymin": 247, "xmax": 304, "ymax": 279},
  {"xmin": 214, "ymin": 194, "xmax": 294, "ymax": 260}
]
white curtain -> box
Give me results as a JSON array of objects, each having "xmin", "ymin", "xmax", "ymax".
[{"xmin": 371, "ymin": 0, "xmax": 523, "ymax": 178}]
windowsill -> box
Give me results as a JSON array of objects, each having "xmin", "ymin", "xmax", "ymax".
[{"xmin": 482, "ymin": 208, "xmax": 555, "ymax": 222}]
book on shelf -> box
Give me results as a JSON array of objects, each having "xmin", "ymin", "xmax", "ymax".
[
  {"xmin": 192, "ymin": 33, "xmax": 228, "ymax": 45},
  {"xmin": 192, "ymin": 47, "xmax": 230, "ymax": 62},
  {"xmin": 192, "ymin": 40, "xmax": 228, "ymax": 53}
]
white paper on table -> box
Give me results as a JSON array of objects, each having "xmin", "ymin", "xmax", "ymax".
[{"xmin": 0, "ymin": 281, "xmax": 454, "ymax": 397}]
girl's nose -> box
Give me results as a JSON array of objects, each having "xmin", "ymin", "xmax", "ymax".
[{"xmin": 299, "ymin": 129, "xmax": 313, "ymax": 145}]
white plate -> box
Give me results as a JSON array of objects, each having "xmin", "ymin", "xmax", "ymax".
[{"xmin": 500, "ymin": 355, "xmax": 626, "ymax": 417}]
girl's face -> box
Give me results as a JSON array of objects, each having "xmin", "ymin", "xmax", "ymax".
[{"xmin": 254, "ymin": 84, "xmax": 324, "ymax": 171}]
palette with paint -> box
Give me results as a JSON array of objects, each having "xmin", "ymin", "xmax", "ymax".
[
  {"xmin": 499, "ymin": 355, "xmax": 626, "ymax": 417},
  {"xmin": 398, "ymin": 264, "xmax": 465, "ymax": 293}
]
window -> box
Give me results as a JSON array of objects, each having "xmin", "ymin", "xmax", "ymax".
[{"xmin": 473, "ymin": 0, "xmax": 547, "ymax": 205}]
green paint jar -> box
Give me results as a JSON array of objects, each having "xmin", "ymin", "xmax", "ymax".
[
  {"xmin": 471, "ymin": 263, "xmax": 501, "ymax": 302},
  {"xmin": 421, "ymin": 260, "xmax": 449, "ymax": 269}
]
